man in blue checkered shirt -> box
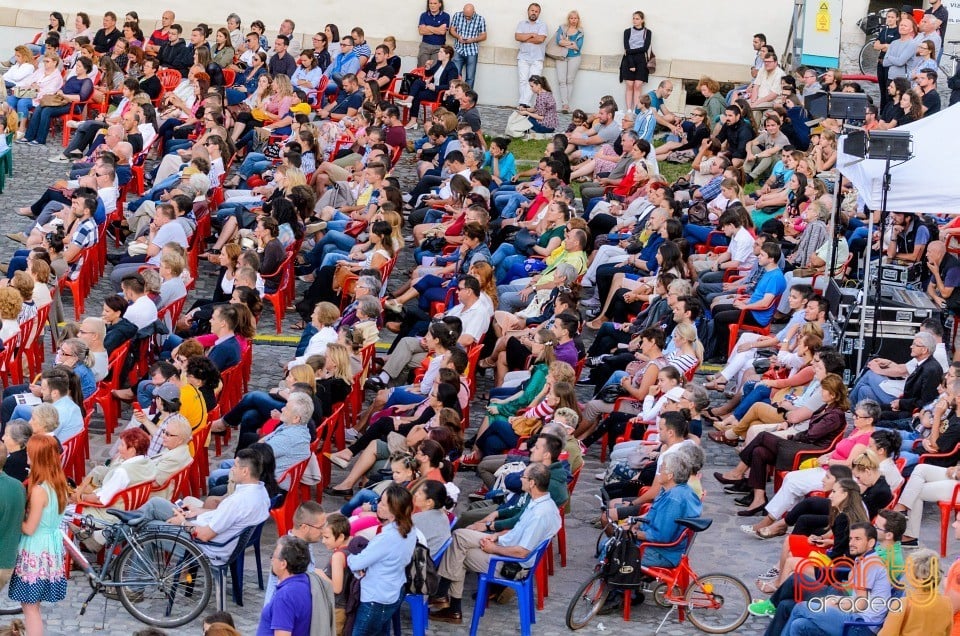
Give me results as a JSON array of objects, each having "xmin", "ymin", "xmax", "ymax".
[
  {"xmin": 449, "ymin": 4, "xmax": 487, "ymax": 89},
  {"xmin": 65, "ymin": 194, "xmax": 99, "ymax": 280}
]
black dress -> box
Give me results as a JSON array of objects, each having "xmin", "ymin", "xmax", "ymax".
[{"xmin": 620, "ymin": 27, "xmax": 651, "ymax": 83}]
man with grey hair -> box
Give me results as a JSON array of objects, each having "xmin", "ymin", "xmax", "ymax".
[
  {"xmin": 629, "ymin": 449, "xmax": 701, "ymax": 568},
  {"xmin": 579, "ymin": 129, "xmax": 639, "ymax": 209},
  {"xmin": 850, "ymin": 329, "xmax": 943, "ymax": 412},
  {"xmin": 78, "ymin": 317, "xmax": 109, "ymax": 381},
  {"xmin": 208, "ymin": 391, "xmax": 313, "ymax": 492}
]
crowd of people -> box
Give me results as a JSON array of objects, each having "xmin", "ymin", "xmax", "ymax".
[{"xmin": 0, "ymin": 2, "xmax": 958, "ymax": 635}]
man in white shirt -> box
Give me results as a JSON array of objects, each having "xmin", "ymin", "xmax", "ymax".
[
  {"xmin": 109, "ymin": 202, "xmax": 188, "ymax": 290},
  {"xmin": 444, "ymin": 274, "xmax": 493, "ymax": 347},
  {"xmin": 135, "ymin": 448, "xmax": 271, "ymax": 564},
  {"xmin": 238, "ymin": 32, "xmax": 265, "ymax": 68},
  {"xmin": 121, "ymin": 274, "xmax": 159, "ymax": 330},
  {"xmin": 514, "ymin": 3, "xmax": 547, "ymax": 107},
  {"xmin": 749, "ymin": 53, "xmax": 786, "ymax": 110},
  {"xmin": 690, "ymin": 209, "xmax": 756, "ymax": 283}
]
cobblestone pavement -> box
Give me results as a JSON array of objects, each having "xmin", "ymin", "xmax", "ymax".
[{"xmin": 0, "ymin": 105, "xmax": 953, "ymax": 635}]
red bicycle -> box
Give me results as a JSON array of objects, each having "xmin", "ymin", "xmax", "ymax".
[{"xmin": 566, "ymin": 516, "xmax": 750, "ymax": 633}]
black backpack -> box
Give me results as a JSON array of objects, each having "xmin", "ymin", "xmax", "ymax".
[
  {"xmin": 404, "ymin": 541, "xmax": 439, "ymax": 596},
  {"xmin": 601, "ymin": 528, "xmax": 645, "ymax": 587}
]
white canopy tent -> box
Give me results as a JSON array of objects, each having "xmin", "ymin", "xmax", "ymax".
[
  {"xmin": 836, "ymin": 103, "xmax": 960, "ymax": 372},
  {"xmin": 837, "ymin": 103, "xmax": 960, "ymax": 215}
]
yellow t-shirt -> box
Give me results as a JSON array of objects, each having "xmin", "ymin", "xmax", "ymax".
[{"xmin": 179, "ymin": 383, "xmax": 207, "ymax": 456}]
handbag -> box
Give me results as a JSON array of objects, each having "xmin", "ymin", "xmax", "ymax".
[
  {"xmin": 12, "ymin": 87, "xmax": 37, "ymax": 99},
  {"xmin": 597, "ymin": 384, "xmax": 627, "ymax": 404},
  {"xmin": 545, "ymin": 29, "xmax": 567, "ymax": 60},
  {"xmin": 39, "ymin": 94, "xmax": 70, "ymax": 107},
  {"xmin": 686, "ymin": 201, "xmax": 711, "ymax": 226},
  {"xmin": 510, "ymin": 416, "xmax": 543, "ymax": 437},
  {"xmin": 513, "ymin": 228, "xmax": 538, "ymax": 256},
  {"xmin": 646, "ymin": 48, "xmax": 657, "ymax": 74},
  {"xmin": 504, "ymin": 110, "xmax": 534, "ymax": 138}
]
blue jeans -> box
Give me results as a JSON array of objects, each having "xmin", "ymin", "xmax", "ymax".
[
  {"xmin": 25, "ymin": 104, "xmax": 71, "ymax": 144},
  {"xmin": 352, "ymin": 597, "xmax": 403, "ymax": 636},
  {"xmin": 225, "ymin": 88, "xmax": 247, "ymax": 106},
  {"xmin": 849, "ymin": 370, "xmax": 897, "ymax": 408},
  {"xmin": 237, "ymin": 152, "xmax": 271, "ymax": 180},
  {"xmin": 783, "ymin": 601, "xmax": 873, "ymax": 636},
  {"xmin": 320, "ymin": 251, "xmax": 350, "ymax": 269},
  {"xmin": 491, "ymin": 243, "xmax": 519, "ymax": 280},
  {"xmin": 296, "ymin": 324, "xmax": 318, "ymax": 356},
  {"xmin": 341, "ymin": 488, "xmax": 379, "ymax": 516},
  {"xmin": 5, "ymin": 96, "xmax": 34, "ymax": 120},
  {"xmin": 494, "ymin": 192, "xmax": 530, "ymax": 219},
  {"xmin": 223, "ymin": 391, "xmax": 285, "ymax": 451},
  {"xmin": 604, "ymin": 370, "xmax": 629, "ymax": 389},
  {"xmin": 528, "ymin": 117, "xmax": 554, "ymax": 134},
  {"xmin": 304, "ymin": 231, "xmax": 356, "ymax": 269},
  {"xmin": 498, "ymin": 284, "xmax": 529, "ymax": 313},
  {"xmin": 452, "ymin": 52, "xmax": 478, "ymax": 88},
  {"xmin": 384, "ymin": 387, "xmax": 426, "ymax": 408},
  {"xmin": 7, "ymin": 249, "xmax": 30, "ymax": 279},
  {"xmin": 733, "ymin": 383, "xmax": 771, "ymax": 420},
  {"xmin": 477, "ymin": 418, "xmax": 520, "ymax": 456}
]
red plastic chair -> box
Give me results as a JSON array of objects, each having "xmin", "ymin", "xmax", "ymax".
[
  {"xmin": 188, "ymin": 425, "xmax": 211, "ymax": 497},
  {"xmin": 151, "ymin": 462, "xmax": 193, "ymax": 501},
  {"xmin": 60, "ymin": 429, "xmax": 88, "ymax": 484},
  {"xmin": 938, "ymin": 482, "xmax": 960, "ymax": 556},
  {"xmin": 91, "ymin": 341, "xmax": 132, "ymax": 443},
  {"xmin": 59, "ymin": 247, "xmax": 97, "ymax": 319},
  {"xmin": 726, "ymin": 293, "xmax": 782, "ymax": 358},
  {"xmin": 57, "ymin": 96, "xmax": 94, "ymax": 146},
  {"xmin": 773, "ymin": 431, "xmax": 845, "ymax": 492},
  {"xmin": 262, "ymin": 253, "xmax": 296, "ymax": 333},
  {"xmin": 270, "ymin": 458, "xmax": 311, "ymax": 535}
]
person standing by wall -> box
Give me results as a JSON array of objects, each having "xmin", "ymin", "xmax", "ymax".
[
  {"xmin": 620, "ymin": 11, "xmax": 652, "ymax": 113},
  {"xmin": 418, "ymin": 0, "xmax": 450, "ymax": 67},
  {"xmin": 553, "ymin": 10, "xmax": 584, "ymax": 113},
  {"xmin": 449, "ymin": 3, "xmax": 487, "ymax": 89},
  {"xmin": 514, "ymin": 3, "xmax": 547, "ymax": 107}
]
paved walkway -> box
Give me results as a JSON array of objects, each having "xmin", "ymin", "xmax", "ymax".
[{"xmin": 0, "ymin": 106, "xmax": 953, "ymax": 635}]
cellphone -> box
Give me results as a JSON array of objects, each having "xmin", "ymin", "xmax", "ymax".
[{"xmin": 132, "ymin": 402, "xmax": 143, "ymax": 414}]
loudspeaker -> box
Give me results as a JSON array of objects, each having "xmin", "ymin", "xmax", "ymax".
[
  {"xmin": 806, "ymin": 92, "xmax": 829, "ymax": 119},
  {"xmin": 827, "ymin": 93, "xmax": 869, "ymax": 120},
  {"xmin": 804, "ymin": 92, "xmax": 869, "ymax": 120},
  {"xmin": 867, "ymin": 130, "xmax": 913, "ymax": 161}
]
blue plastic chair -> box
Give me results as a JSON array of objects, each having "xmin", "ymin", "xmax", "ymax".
[
  {"xmin": 228, "ymin": 519, "xmax": 268, "ymax": 604},
  {"xmin": 392, "ymin": 536, "xmax": 453, "ymax": 636},
  {"xmin": 199, "ymin": 523, "xmax": 262, "ymax": 610},
  {"xmin": 469, "ymin": 538, "xmax": 552, "ymax": 636}
]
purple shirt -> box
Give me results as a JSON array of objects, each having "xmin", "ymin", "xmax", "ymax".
[
  {"xmin": 257, "ymin": 572, "xmax": 312, "ymax": 636},
  {"xmin": 556, "ymin": 340, "xmax": 578, "ymax": 368}
]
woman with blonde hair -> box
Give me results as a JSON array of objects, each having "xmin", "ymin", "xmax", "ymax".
[
  {"xmin": 553, "ymin": 10, "xmax": 584, "ymax": 113},
  {"xmin": 287, "ymin": 302, "xmax": 341, "ymax": 368},
  {"xmin": 234, "ymin": 73, "xmax": 295, "ymax": 149},
  {"xmin": 316, "ymin": 343, "xmax": 353, "ymax": 418}
]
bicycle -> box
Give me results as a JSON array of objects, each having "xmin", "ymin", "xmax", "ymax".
[
  {"xmin": 857, "ymin": 8, "xmax": 896, "ymax": 74},
  {"xmin": 566, "ymin": 516, "xmax": 750, "ymax": 634},
  {"xmin": 62, "ymin": 508, "xmax": 213, "ymax": 628},
  {"xmin": 939, "ymin": 40, "xmax": 960, "ymax": 79}
]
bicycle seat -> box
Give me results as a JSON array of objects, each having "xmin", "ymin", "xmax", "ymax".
[
  {"xmin": 109, "ymin": 510, "xmax": 145, "ymax": 525},
  {"xmin": 675, "ymin": 517, "xmax": 712, "ymax": 533}
]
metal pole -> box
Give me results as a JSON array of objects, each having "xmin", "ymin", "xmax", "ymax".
[
  {"xmin": 856, "ymin": 211, "xmax": 874, "ymax": 372},
  {"xmin": 869, "ymin": 155, "xmax": 893, "ymax": 352}
]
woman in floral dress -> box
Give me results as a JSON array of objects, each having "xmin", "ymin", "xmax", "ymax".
[{"xmin": 9, "ymin": 435, "xmax": 68, "ymax": 635}]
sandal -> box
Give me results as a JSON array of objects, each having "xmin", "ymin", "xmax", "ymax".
[
  {"xmin": 477, "ymin": 358, "xmax": 496, "ymax": 369},
  {"xmin": 701, "ymin": 408, "xmax": 722, "ymax": 424},
  {"xmin": 290, "ymin": 320, "xmax": 307, "ymax": 330},
  {"xmin": 757, "ymin": 526, "xmax": 786, "ymax": 540},
  {"xmin": 755, "ymin": 579, "xmax": 778, "ymax": 595},
  {"xmin": 704, "ymin": 378, "xmax": 728, "ymax": 391}
]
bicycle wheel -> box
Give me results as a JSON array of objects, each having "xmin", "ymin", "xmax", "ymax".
[
  {"xmin": 859, "ymin": 38, "xmax": 880, "ymax": 74},
  {"xmin": 565, "ymin": 570, "xmax": 609, "ymax": 630},
  {"xmin": 682, "ymin": 573, "xmax": 750, "ymax": 634},
  {"xmin": 115, "ymin": 532, "xmax": 213, "ymax": 628}
]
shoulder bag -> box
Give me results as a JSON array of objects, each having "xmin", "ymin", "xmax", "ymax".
[{"xmin": 545, "ymin": 28, "xmax": 567, "ymax": 60}]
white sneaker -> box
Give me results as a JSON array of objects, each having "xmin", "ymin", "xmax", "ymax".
[
  {"xmin": 343, "ymin": 428, "xmax": 358, "ymax": 443},
  {"xmin": 395, "ymin": 96, "xmax": 413, "ymax": 107},
  {"xmin": 594, "ymin": 472, "xmax": 605, "ymax": 480}
]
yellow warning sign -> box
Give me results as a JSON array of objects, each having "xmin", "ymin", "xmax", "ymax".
[{"xmin": 816, "ymin": 2, "xmax": 830, "ymax": 32}]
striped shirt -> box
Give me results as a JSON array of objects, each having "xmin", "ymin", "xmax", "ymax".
[
  {"xmin": 68, "ymin": 217, "xmax": 98, "ymax": 279},
  {"xmin": 450, "ymin": 11, "xmax": 487, "ymax": 57}
]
